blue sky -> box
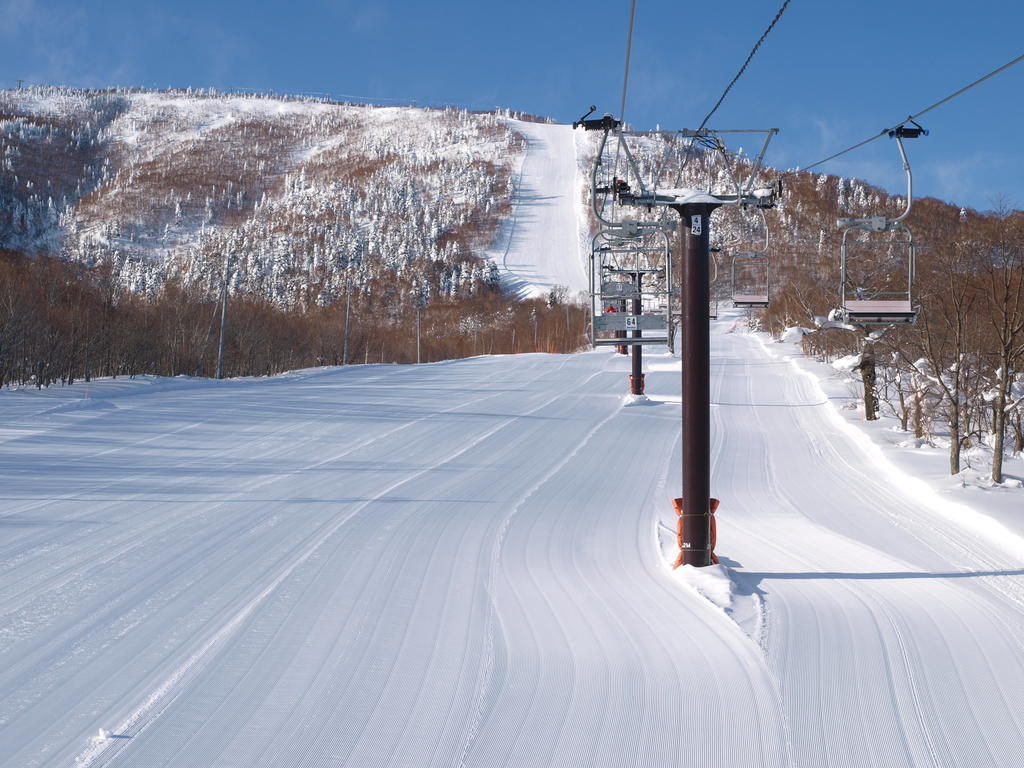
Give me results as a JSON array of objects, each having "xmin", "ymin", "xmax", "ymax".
[{"xmin": 3, "ymin": 0, "xmax": 1022, "ymax": 211}]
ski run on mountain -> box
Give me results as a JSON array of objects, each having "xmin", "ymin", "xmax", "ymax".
[{"xmin": 2, "ymin": 111, "xmax": 1024, "ymax": 768}]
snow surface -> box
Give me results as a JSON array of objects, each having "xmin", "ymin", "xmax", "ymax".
[
  {"xmin": 766, "ymin": 327, "xmax": 1024, "ymax": 542},
  {"xmin": 2, "ymin": 327, "xmax": 1024, "ymax": 766},
  {"xmin": 490, "ymin": 121, "xmax": 588, "ymax": 300},
  {"xmin": 2, "ymin": 113, "xmax": 1024, "ymax": 766}
]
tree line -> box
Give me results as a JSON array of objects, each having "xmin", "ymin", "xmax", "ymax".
[
  {"xmin": 0, "ymin": 249, "xmax": 589, "ymax": 389},
  {"xmin": 761, "ymin": 188, "xmax": 1024, "ymax": 484}
]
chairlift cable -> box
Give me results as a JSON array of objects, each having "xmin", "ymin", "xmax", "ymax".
[
  {"xmin": 661, "ymin": 0, "xmax": 791, "ymax": 194},
  {"xmin": 697, "ymin": 0, "xmax": 793, "ymax": 131},
  {"xmin": 784, "ymin": 51, "xmax": 1024, "ymax": 178},
  {"xmin": 618, "ymin": 0, "xmax": 637, "ymax": 129},
  {"xmin": 612, "ymin": 0, "xmax": 638, "ymax": 212}
]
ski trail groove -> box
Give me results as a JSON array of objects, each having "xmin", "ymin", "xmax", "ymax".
[{"xmin": 79, "ymin": 358, "xmax": 614, "ymax": 767}]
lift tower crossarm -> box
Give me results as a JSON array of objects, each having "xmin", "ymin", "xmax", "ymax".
[
  {"xmin": 573, "ymin": 106, "xmax": 621, "ymax": 132},
  {"xmin": 619, "ymin": 188, "xmax": 778, "ymax": 210},
  {"xmin": 617, "ymin": 127, "xmax": 780, "ymax": 203}
]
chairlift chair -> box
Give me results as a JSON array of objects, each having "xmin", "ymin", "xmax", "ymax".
[
  {"xmin": 836, "ymin": 123, "xmax": 925, "ymax": 325},
  {"xmin": 588, "ymin": 225, "xmax": 672, "ymax": 347},
  {"xmin": 731, "ymin": 250, "xmax": 770, "ymax": 308},
  {"xmin": 839, "ymin": 223, "xmax": 916, "ymax": 324}
]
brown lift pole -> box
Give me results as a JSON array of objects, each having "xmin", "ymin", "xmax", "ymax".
[
  {"xmin": 572, "ymin": 109, "xmax": 779, "ymax": 567},
  {"xmin": 630, "ymin": 271, "xmax": 644, "ymax": 394},
  {"xmin": 672, "ymin": 202, "xmax": 720, "ymax": 566}
]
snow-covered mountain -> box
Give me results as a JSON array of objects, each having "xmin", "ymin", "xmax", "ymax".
[
  {"xmin": 2, "ymin": 87, "xmax": 523, "ymax": 306},
  {"xmin": 4, "ymin": 87, "xmax": 1021, "ymax": 486},
  {"xmin": 3, "ymin": 85, "xmax": 1024, "ymax": 768}
]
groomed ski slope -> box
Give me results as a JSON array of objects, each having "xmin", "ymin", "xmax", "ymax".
[
  {"xmin": 491, "ymin": 120, "xmax": 588, "ymax": 299},
  {"xmin": 2, "ymin": 327, "xmax": 1023, "ymax": 767},
  {"xmin": 3, "ymin": 114, "xmax": 1024, "ymax": 766}
]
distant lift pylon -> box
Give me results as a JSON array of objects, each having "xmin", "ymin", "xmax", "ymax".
[{"xmin": 579, "ymin": 107, "xmax": 675, "ymax": 399}]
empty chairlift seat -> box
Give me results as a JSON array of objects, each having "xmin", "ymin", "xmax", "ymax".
[
  {"xmin": 842, "ymin": 299, "xmax": 915, "ymax": 324},
  {"xmin": 731, "ymin": 251, "xmax": 770, "ymax": 309},
  {"xmin": 732, "ymin": 293, "xmax": 770, "ymax": 309},
  {"xmin": 837, "ymin": 123, "xmax": 926, "ymax": 327}
]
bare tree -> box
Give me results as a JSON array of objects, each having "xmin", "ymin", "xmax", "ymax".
[
  {"xmin": 905, "ymin": 241, "xmax": 980, "ymax": 474},
  {"xmin": 976, "ymin": 209, "xmax": 1024, "ymax": 482}
]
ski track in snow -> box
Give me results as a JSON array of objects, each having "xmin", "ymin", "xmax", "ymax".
[
  {"xmin": 703, "ymin": 325, "xmax": 1024, "ymax": 767},
  {"xmin": 6, "ymin": 338, "xmax": 1021, "ymax": 766},
  {"xmin": 2, "ymin": 114, "xmax": 1024, "ymax": 765},
  {"xmin": 491, "ymin": 121, "xmax": 587, "ymax": 300}
]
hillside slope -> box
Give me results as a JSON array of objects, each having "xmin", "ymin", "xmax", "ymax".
[{"xmin": 1, "ymin": 88, "xmax": 521, "ymax": 304}]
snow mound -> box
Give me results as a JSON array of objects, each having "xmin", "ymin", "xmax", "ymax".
[
  {"xmin": 831, "ymin": 353, "xmax": 862, "ymax": 371},
  {"xmin": 952, "ymin": 468, "xmax": 1024, "ymax": 491},
  {"xmin": 670, "ymin": 562, "xmax": 764, "ymax": 642},
  {"xmin": 90, "ymin": 729, "xmax": 111, "ymax": 746},
  {"xmin": 779, "ymin": 326, "xmax": 813, "ymax": 343},
  {"xmin": 655, "ymin": 519, "xmax": 763, "ymax": 641},
  {"xmin": 622, "ymin": 394, "xmax": 652, "ymax": 406},
  {"xmin": 671, "ymin": 563, "xmax": 734, "ymax": 611}
]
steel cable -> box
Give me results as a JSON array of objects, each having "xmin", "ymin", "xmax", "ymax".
[
  {"xmin": 698, "ymin": 0, "xmax": 793, "ymax": 131},
  {"xmin": 661, "ymin": 0, "xmax": 793, "ymax": 194},
  {"xmin": 784, "ymin": 51, "xmax": 1024, "ymax": 177},
  {"xmin": 611, "ymin": 0, "xmax": 638, "ymax": 216}
]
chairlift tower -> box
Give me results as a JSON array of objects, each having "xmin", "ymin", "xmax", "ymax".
[{"xmin": 576, "ymin": 109, "xmax": 779, "ymax": 566}]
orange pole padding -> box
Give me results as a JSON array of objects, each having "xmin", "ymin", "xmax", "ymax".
[{"xmin": 672, "ymin": 497, "xmax": 720, "ymax": 568}]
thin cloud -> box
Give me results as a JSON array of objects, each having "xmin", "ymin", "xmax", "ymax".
[
  {"xmin": 350, "ymin": 5, "xmax": 389, "ymax": 34},
  {"xmin": 319, "ymin": 0, "xmax": 390, "ymax": 35},
  {"xmin": 0, "ymin": 0, "xmax": 36, "ymax": 38},
  {"xmin": 928, "ymin": 152, "xmax": 1021, "ymax": 210}
]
